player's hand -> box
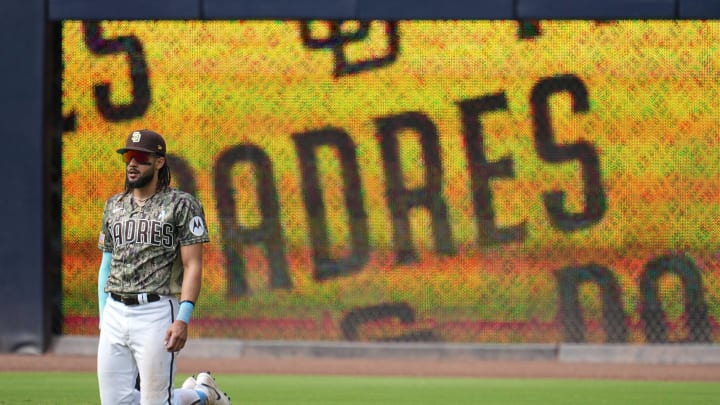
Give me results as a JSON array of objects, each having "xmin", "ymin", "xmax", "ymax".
[{"xmin": 164, "ymin": 320, "xmax": 188, "ymax": 352}]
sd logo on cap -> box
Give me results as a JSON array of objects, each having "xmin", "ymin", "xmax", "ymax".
[{"xmin": 117, "ymin": 129, "xmax": 166, "ymax": 156}]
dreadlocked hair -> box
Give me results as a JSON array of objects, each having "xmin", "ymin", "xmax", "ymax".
[{"xmin": 157, "ymin": 162, "xmax": 172, "ymax": 191}]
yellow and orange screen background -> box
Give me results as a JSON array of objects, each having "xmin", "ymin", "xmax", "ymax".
[{"xmin": 62, "ymin": 20, "xmax": 720, "ymax": 342}]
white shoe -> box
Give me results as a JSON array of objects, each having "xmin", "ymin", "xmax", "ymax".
[
  {"xmin": 196, "ymin": 372, "xmax": 231, "ymax": 405},
  {"xmin": 181, "ymin": 375, "xmax": 197, "ymax": 390}
]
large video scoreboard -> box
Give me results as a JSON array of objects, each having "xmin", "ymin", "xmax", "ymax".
[{"xmin": 62, "ymin": 20, "xmax": 720, "ymax": 343}]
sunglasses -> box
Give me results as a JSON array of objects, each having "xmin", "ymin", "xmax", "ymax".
[{"xmin": 122, "ymin": 150, "xmax": 156, "ymax": 165}]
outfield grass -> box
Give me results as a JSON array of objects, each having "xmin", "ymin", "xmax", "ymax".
[{"xmin": 1, "ymin": 372, "xmax": 718, "ymax": 404}]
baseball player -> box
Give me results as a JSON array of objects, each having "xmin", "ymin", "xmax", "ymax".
[{"xmin": 97, "ymin": 129, "xmax": 231, "ymax": 405}]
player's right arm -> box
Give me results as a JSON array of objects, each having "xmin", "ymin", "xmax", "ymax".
[
  {"xmin": 97, "ymin": 199, "xmax": 114, "ymax": 329},
  {"xmin": 97, "ymin": 251, "xmax": 111, "ymax": 329}
]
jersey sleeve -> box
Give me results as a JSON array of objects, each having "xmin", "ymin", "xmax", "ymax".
[
  {"xmin": 98, "ymin": 199, "xmax": 114, "ymax": 252},
  {"xmin": 175, "ymin": 193, "xmax": 210, "ymax": 246}
]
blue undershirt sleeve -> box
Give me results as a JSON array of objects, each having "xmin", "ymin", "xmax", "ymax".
[{"xmin": 98, "ymin": 251, "xmax": 111, "ymax": 329}]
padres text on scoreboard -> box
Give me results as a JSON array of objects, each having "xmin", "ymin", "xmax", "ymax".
[{"xmin": 61, "ymin": 21, "xmax": 720, "ymax": 343}]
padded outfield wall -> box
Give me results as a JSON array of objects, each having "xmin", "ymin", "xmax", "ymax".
[{"xmin": 60, "ymin": 20, "xmax": 720, "ymax": 344}]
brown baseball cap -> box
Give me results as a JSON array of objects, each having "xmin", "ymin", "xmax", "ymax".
[{"xmin": 116, "ymin": 129, "xmax": 166, "ymax": 156}]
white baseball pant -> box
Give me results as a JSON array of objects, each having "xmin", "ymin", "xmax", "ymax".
[{"xmin": 98, "ymin": 295, "xmax": 178, "ymax": 405}]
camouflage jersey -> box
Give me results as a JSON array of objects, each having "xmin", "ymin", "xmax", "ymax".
[{"xmin": 98, "ymin": 188, "xmax": 210, "ymax": 296}]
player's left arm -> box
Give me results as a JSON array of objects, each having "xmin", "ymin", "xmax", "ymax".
[{"xmin": 164, "ymin": 242, "xmax": 203, "ymax": 352}]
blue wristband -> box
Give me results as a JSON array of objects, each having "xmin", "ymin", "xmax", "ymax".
[{"xmin": 177, "ymin": 300, "xmax": 194, "ymax": 324}]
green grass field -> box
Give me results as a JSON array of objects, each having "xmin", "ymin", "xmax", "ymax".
[{"xmin": 1, "ymin": 372, "xmax": 718, "ymax": 404}]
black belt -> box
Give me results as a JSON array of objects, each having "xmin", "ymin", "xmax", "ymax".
[{"xmin": 110, "ymin": 292, "xmax": 161, "ymax": 306}]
